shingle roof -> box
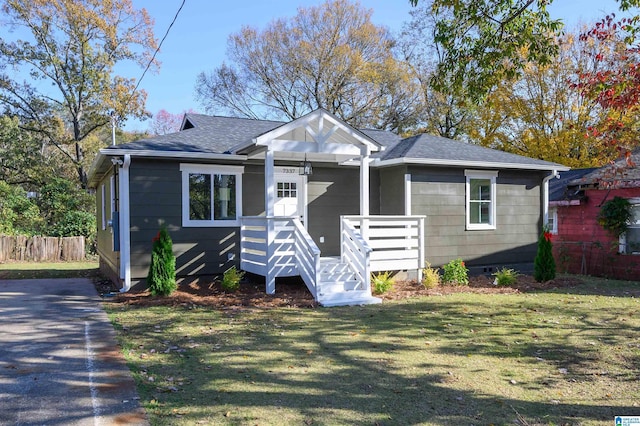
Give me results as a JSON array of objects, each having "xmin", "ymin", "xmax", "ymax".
[
  {"xmin": 381, "ymin": 134, "xmax": 566, "ymax": 169},
  {"xmin": 106, "ymin": 114, "xmax": 286, "ymax": 154},
  {"xmin": 105, "ymin": 113, "xmax": 566, "ymax": 171},
  {"xmin": 568, "ymin": 149, "xmax": 640, "ymax": 187},
  {"xmin": 549, "ymin": 168, "xmax": 598, "ymax": 202}
]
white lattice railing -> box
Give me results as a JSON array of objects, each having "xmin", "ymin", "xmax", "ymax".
[{"xmin": 341, "ymin": 215, "xmax": 425, "ymax": 273}]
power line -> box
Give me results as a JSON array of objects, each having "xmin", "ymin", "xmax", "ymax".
[{"xmin": 123, "ymin": 0, "xmax": 186, "ymax": 114}]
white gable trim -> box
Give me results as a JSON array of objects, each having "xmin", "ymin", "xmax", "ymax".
[{"xmin": 248, "ymin": 109, "xmax": 380, "ymax": 153}]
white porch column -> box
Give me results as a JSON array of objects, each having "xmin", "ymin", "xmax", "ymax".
[
  {"xmin": 264, "ymin": 148, "xmax": 276, "ymax": 294},
  {"xmin": 360, "ymin": 147, "xmax": 370, "ymax": 216},
  {"xmin": 265, "ymin": 148, "xmax": 275, "ymax": 217}
]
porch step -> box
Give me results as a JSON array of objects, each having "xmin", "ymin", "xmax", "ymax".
[
  {"xmin": 316, "ymin": 256, "xmax": 380, "ymax": 307},
  {"xmin": 318, "ymin": 289, "xmax": 382, "ymax": 307}
]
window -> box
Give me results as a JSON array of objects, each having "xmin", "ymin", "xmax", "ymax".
[
  {"xmin": 548, "ymin": 207, "xmax": 558, "ymax": 234},
  {"xmin": 465, "ymin": 170, "xmax": 497, "ymax": 230},
  {"xmin": 277, "ymin": 182, "xmax": 297, "ymax": 198},
  {"xmin": 181, "ymin": 164, "xmax": 244, "ymax": 227},
  {"xmin": 100, "ymin": 184, "xmax": 106, "ymax": 230},
  {"xmin": 620, "ymin": 200, "xmax": 640, "ymax": 255}
]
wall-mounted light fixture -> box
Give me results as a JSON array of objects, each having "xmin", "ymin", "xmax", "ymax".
[{"xmin": 300, "ymin": 154, "xmax": 313, "ymax": 176}]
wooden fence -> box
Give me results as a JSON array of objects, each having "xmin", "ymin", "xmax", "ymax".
[{"xmin": 0, "ymin": 235, "xmax": 85, "ymax": 262}]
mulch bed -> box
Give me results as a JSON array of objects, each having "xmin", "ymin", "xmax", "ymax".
[{"xmin": 97, "ymin": 273, "xmax": 583, "ymax": 309}]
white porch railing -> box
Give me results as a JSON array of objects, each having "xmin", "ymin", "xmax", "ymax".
[
  {"xmin": 241, "ymin": 215, "xmax": 425, "ymax": 305},
  {"xmin": 341, "ymin": 215, "xmax": 426, "ymax": 273},
  {"xmin": 240, "ymin": 216, "xmax": 320, "ymax": 297},
  {"xmin": 339, "ymin": 219, "xmax": 372, "ymax": 292}
]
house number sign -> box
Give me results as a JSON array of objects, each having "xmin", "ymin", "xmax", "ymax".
[{"xmin": 275, "ymin": 167, "xmax": 297, "ymax": 174}]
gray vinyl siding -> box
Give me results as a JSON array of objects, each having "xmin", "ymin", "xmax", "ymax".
[
  {"xmin": 409, "ymin": 166, "xmax": 543, "ymax": 269},
  {"xmin": 242, "ymin": 164, "xmax": 266, "ymax": 216},
  {"xmin": 95, "ymin": 172, "xmax": 119, "ymax": 283},
  {"xmin": 128, "ymin": 159, "xmax": 243, "ymax": 280},
  {"xmin": 307, "ymin": 166, "xmax": 360, "ymax": 255},
  {"xmin": 379, "ymin": 167, "xmax": 407, "ymax": 215}
]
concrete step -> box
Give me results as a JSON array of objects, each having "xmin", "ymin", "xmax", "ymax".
[
  {"xmin": 318, "ymin": 290, "xmax": 382, "ymax": 307},
  {"xmin": 318, "ymin": 279, "xmax": 360, "ymax": 294}
]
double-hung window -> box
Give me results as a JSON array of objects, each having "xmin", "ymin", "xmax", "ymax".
[
  {"xmin": 465, "ymin": 170, "xmax": 497, "ymax": 230},
  {"xmin": 180, "ymin": 164, "xmax": 244, "ymax": 227},
  {"xmin": 620, "ymin": 199, "xmax": 640, "ymax": 254}
]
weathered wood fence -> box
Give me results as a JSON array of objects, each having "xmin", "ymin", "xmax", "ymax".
[{"xmin": 0, "ymin": 235, "xmax": 85, "ymax": 262}]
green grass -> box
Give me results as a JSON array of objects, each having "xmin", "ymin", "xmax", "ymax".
[
  {"xmin": 0, "ymin": 260, "xmax": 99, "ymax": 279},
  {"xmin": 105, "ymin": 275, "xmax": 640, "ymax": 425}
]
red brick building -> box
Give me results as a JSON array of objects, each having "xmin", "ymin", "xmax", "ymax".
[{"xmin": 549, "ymin": 151, "xmax": 640, "ymax": 281}]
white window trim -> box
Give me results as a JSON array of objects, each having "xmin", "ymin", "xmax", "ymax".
[
  {"xmin": 620, "ymin": 197, "xmax": 640, "ymax": 254},
  {"xmin": 180, "ymin": 164, "xmax": 244, "ymax": 227},
  {"xmin": 100, "ymin": 184, "xmax": 106, "ymax": 230},
  {"xmin": 548, "ymin": 207, "xmax": 558, "ymax": 234},
  {"xmin": 465, "ymin": 170, "xmax": 498, "ymax": 231}
]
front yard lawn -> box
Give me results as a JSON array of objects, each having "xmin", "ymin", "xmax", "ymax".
[
  {"xmin": 106, "ymin": 276, "xmax": 640, "ymax": 425},
  {"xmin": 0, "ymin": 260, "xmax": 99, "ymax": 279}
]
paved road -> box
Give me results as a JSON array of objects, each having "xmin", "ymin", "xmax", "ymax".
[{"xmin": 0, "ymin": 278, "xmax": 147, "ymax": 425}]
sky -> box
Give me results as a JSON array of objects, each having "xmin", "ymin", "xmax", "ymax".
[{"xmin": 117, "ymin": 0, "xmax": 627, "ymax": 131}]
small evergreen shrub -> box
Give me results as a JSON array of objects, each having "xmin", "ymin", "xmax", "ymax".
[
  {"xmin": 422, "ymin": 262, "xmax": 440, "ymax": 288},
  {"xmin": 371, "ymin": 271, "xmax": 394, "ymax": 295},
  {"xmin": 147, "ymin": 226, "xmax": 177, "ymax": 296},
  {"xmin": 492, "ymin": 267, "xmax": 519, "ymax": 286},
  {"xmin": 442, "ymin": 258, "xmax": 468, "ymax": 285},
  {"xmin": 221, "ymin": 266, "xmax": 244, "ymax": 292},
  {"xmin": 534, "ymin": 228, "xmax": 556, "ymax": 282}
]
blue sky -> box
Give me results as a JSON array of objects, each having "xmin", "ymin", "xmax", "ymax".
[{"xmin": 123, "ymin": 0, "xmax": 626, "ymax": 132}]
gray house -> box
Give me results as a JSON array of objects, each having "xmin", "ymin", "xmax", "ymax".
[{"xmin": 88, "ymin": 109, "xmax": 568, "ymax": 306}]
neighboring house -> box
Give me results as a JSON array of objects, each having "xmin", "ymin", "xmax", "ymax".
[
  {"xmin": 549, "ymin": 150, "xmax": 640, "ymax": 280},
  {"xmin": 88, "ymin": 108, "xmax": 568, "ymax": 306}
]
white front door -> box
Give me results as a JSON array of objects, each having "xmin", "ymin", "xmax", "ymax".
[{"xmin": 274, "ymin": 169, "xmax": 306, "ymax": 225}]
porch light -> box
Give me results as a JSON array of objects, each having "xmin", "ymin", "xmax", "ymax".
[{"xmin": 300, "ymin": 155, "xmax": 313, "ymax": 176}]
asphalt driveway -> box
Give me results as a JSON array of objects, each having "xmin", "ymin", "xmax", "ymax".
[{"xmin": 0, "ymin": 278, "xmax": 147, "ymax": 425}]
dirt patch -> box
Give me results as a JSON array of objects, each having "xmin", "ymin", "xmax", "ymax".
[{"xmin": 100, "ymin": 274, "xmax": 583, "ymax": 309}]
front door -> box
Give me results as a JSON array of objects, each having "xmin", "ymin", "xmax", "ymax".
[{"xmin": 274, "ymin": 168, "xmax": 306, "ymax": 226}]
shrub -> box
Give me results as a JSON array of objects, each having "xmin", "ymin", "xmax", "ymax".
[
  {"xmin": 492, "ymin": 267, "xmax": 519, "ymax": 286},
  {"xmin": 371, "ymin": 271, "xmax": 394, "ymax": 295},
  {"xmin": 442, "ymin": 258, "xmax": 468, "ymax": 285},
  {"xmin": 534, "ymin": 228, "xmax": 556, "ymax": 282},
  {"xmin": 221, "ymin": 266, "xmax": 244, "ymax": 292},
  {"xmin": 422, "ymin": 262, "xmax": 440, "ymax": 288},
  {"xmin": 0, "ymin": 181, "xmax": 43, "ymax": 235},
  {"xmin": 147, "ymin": 226, "xmax": 177, "ymax": 296},
  {"xmin": 598, "ymin": 196, "xmax": 632, "ymax": 237}
]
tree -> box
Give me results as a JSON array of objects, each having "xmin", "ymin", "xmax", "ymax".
[
  {"xmin": 534, "ymin": 228, "xmax": 556, "ymax": 282},
  {"xmin": 399, "ymin": 3, "xmax": 478, "ymax": 139},
  {"xmin": 195, "ymin": 0, "xmax": 423, "ymax": 132},
  {"xmin": 147, "ymin": 226, "xmax": 177, "ymax": 296},
  {"xmin": 408, "ymin": 0, "xmax": 563, "ymax": 103},
  {"xmin": 470, "ymin": 30, "xmax": 614, "ymax": 168},
  {"xmin": 0, "ymin": 181, "xmax": 43, "ymax": 235},
  {"xmin": 575, "ymin": 12, "xmax": 640, "ymax": 158},
  {"xmin": 0, "ymin": 0, "xmax": 158, "ymax": 188},
  {"xmin": 407, "ymin": 0, "xmax": 640, "ymax": 104}
]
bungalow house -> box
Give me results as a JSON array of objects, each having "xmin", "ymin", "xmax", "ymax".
[
  {"xmin": 549, "ymin": 149, "xmax": 640, "ymax": 280},
  {"xmin": 88, "ymin": 108, "xmax": 568, "ymax": 306}
]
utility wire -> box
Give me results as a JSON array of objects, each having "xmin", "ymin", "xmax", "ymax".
[{"xmin": 123, "ymin": 0, "xmax": 186, "ymax": 114}]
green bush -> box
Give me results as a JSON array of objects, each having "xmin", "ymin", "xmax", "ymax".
[
  {"xmin": 221, "ymin": 266, "xmax": 244, "ymax": 292},
  {"xmin": 0, "ymin": 181, "xmax": 43, "ymax": 235},
  {"xmin": 147, "ymin": 226, "xmax": 177, "ymax": 296},
  {"xmin": 422, "ymin": 262, "xmax": 440, "ymax": 288},
  {"xmin": 492, "ymin": 267, "xmax": 519, "ymax": 286},
  {"xmin": 442, "ymin": 258, "xmax": 469, "ymax": 285},
  {"xmin": 371, "ymin": 271, "xmax": 394, "ymax": 295},
  {"xmin": 534, "ymin": 228, "xmax": 556, "ymax": 282},
  {"xmin": 598, "ymin": 196, "xmax": 632, "ymax": 237}
]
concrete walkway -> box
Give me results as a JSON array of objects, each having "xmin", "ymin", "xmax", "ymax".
[{"xmin": 0, "ymin": 278, "xmax": 147, "ymax": 425}]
